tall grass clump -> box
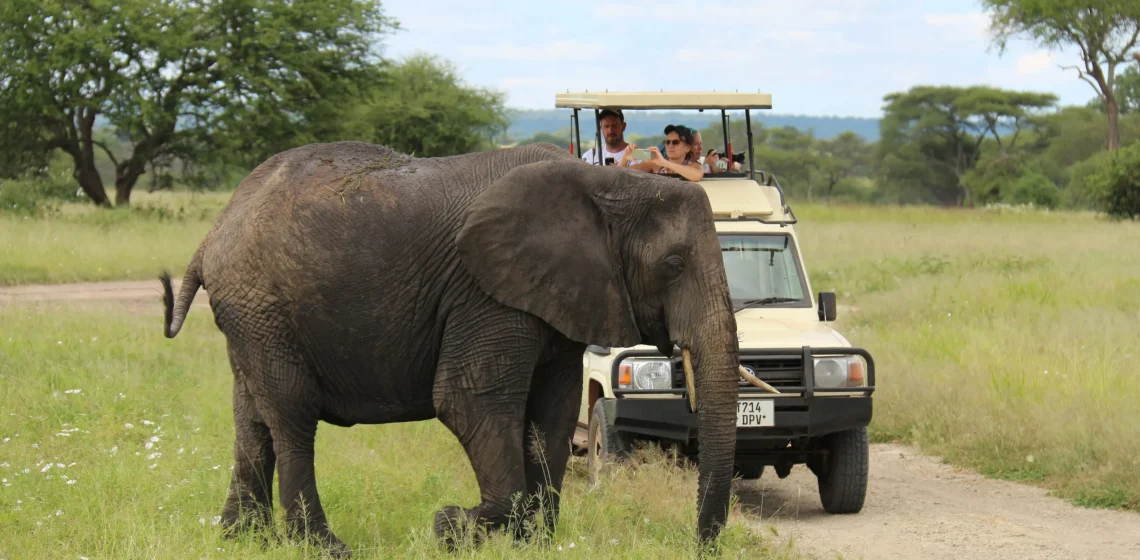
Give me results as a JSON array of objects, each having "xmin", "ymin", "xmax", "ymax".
[
  {"xmin": 796, "ymin": 202, "xmax": 1140, "ymax": 511},
  {"xmin": 0, "ymin": 303, "xmax": 794, "ymax": 559}
]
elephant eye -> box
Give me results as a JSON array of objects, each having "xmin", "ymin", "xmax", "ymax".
[{"xmin": 664, "ymin": 254, "xmax": 686, "ymax": 277}]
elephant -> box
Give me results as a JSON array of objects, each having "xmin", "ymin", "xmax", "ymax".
[{"xmin": 160, "ymin": 140, "xmax": 741, "ymax": 556}]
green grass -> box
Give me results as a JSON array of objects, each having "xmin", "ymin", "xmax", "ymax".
[
  {"xmin": 0, "ymin": 191, "xmax": 228, "ymax": 285},
  {"xmin": 795, "ymin": 202, "xmax": 1140, "ymax": 511},
  {"xmin": 0, "ymin": 304, "xmax": 794, "ymax": 559}
]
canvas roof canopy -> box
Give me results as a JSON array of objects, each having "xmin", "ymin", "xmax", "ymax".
[{"xmin": 554, "ymin": 91, "xmax": 773, "ymax": 110}]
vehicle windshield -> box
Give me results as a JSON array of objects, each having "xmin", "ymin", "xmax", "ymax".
[{"xmin": 719, "ymin": 234, "xmax": 807, "ymax": 305}]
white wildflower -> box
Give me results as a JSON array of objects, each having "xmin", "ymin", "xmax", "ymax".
[
  {"xmin": 67, "ymin": 480, "xmax": 76, "ymax": 485},
  {"xmin": 199, "ymin": 517, "xmax": 206, "ymax": 525},
  {"xmin": 124, "ymin": 423, "xmax": 134, "ymax": 429},
  {"xmin": 149, "ymin": 436, "xmax": 160, "ymax": 443},
  {"xmin": 212, "ymin": 516, "xmax": 221, "ymax": 526},
  {"xmin": 142, "ymin": 420, "xmax": 154, "ymax": 426},
  {"xmin": 41, "ymin": 464, "xmax": 52, "ymax": 473},
  {"xmin": 145, "ymin": 442, "xmax": 154, "ymax": 450},
  {"xmin": 55, "ymin": 509, "xmax": 64, "ymax": 516},
  {"xmin": 149, "ymin": 463, "xmax": 157, "ymax": 469}
]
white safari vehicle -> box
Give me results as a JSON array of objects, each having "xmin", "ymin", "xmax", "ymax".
[{"xmin": 559, "ymin": 91, "xmax": 876, "ymax": 514}]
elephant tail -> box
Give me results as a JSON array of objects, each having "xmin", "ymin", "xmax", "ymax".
[{"xmin": 161, "ymin": 250, "xmax": 203, "ymax": 339}]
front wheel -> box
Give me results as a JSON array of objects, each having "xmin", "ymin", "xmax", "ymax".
[
  {"xmin": 587, "ymin": 399, "xmax": 630, "ymax": 487},
  {"xmin": 815, "ymin": 426, "xmax": 869, "ymax": 514}
]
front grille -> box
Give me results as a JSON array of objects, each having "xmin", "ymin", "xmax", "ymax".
[{"xmin": 670, "ymin": 355, "xmax": 805, "ymax": 390}]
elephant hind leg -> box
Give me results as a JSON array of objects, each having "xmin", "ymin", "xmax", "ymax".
[
  {"xmin": 520, "ymin": 339, "xmax": 587, "ymax": 541},
  {"xmin": 227, "ymin": 333, "xmax": 349, "ymax": 557},
  {"xmin": 220, "ymin": 347, "xmax": 276, "ymax": 538}
]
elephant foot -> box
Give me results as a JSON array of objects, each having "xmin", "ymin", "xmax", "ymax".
[
  {"xmin": 285, "ymin": 520, "xmax": 350, "ymax": 558},
  {"xmin": 220, "ymin": 499, "xmax": 274, "ymax": 539},
  {"xmin": 435, "ymin": 505, "xmax": 503, "ymax": 551}
]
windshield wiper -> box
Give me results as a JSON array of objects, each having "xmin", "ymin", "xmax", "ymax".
[{"xmin": 735, "ymin": 297, "xmax": 800, "ymax": 311}]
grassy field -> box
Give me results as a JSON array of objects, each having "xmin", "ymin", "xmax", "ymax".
[
  {"xmin": 0, "ymin": 303, "xmax": 791, "ymax": 559},
  {"xmin": 796, "ymin": 202, "xmax": 1140, "ymax": 510},
  {"xmin": 0, "ymin": 191, "xmax": 227, "ymax": 285},
  {"xmin": 2, "ymin": 192, "xmax": 1139, "ymax": 558}
]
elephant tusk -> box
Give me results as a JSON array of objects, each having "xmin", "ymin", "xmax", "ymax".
[
  {"xmin": 739, "ymin": 365, "xmax": 781, "ymax": 394},
  {"xmin": 682, "ymin": 348, "xmax": 697, "ymax": 413}
]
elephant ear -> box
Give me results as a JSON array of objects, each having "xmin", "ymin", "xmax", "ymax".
[{"xmin": 456, "ymin": 160, "xmax": 641, "ymax": 348}]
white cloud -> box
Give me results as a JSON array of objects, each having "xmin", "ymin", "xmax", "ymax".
[
  {"xmin": 923, "ymin": 12, "xmax": 990, "ymax": 40},
  {"xmin": 463, "ymin": 41, "xmax": 604, "ymax": 61},
  {"xmin": 1016, "ymin": 51, "xmax": 1055, "ymax": 76}
]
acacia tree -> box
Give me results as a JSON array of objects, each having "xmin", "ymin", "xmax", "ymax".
[
  {"xmin": 877, "ymin": 85, "xmax": 1056, "ymax": 206},
  {"xmin": 0, "ymin": 0, "xmax": 396, "ymax": 207},
  {"xmin": 982, "ymin": 0, "xmax": 1140, "ymax": 151}
]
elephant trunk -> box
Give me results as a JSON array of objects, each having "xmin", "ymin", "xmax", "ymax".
[{"xmin": 681, "ymin": 302, "xmax": 740, "ymax": 546}]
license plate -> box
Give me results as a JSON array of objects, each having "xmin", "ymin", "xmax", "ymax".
[{"xmin": 737, "ymin": 399, "xmax": 774, "ymax": 427}]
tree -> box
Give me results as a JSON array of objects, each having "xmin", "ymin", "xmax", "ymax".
[
  {"xmin": 0, "ymin": 0, "xmax": 396, "ymax": 207},
  {"xmin": 877, "ymin": 85, "xmax": 1056, "ymax": 206},
  {"xmin": 342, "ymin": 54, "xmax": 508, "ymax": 157},
  {"xmin": 814, "ymin": 131, "xmax": 873, "ymax": 200},
  {"xmin": 982, "ymin": 0, "xmax": 1140, "ymax": 151}
]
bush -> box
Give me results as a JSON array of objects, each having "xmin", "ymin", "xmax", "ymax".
[
  {"xmin": 0, "ymin": 161, "xmax": 82, "ymax": 215},
  {"xmin": 1086, "ymin": 141, "xmax": 1140, "ymax": 220},
  {"xmin": 963, "ymin": 150, "xmax": 1026, "ymax": 205},
  {"xmin": 1003, "ymin": 170, "xmax": 1060, "ymax": 208}
]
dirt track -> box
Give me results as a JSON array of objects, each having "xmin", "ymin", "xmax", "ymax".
[{"xmin": 5, "ymin": 281, "xmax": 1140, "ymax": 559}]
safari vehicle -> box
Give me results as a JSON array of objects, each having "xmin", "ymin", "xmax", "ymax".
[{"xmin": 558, "ymin": 91, "xmax": 876, "ymax": 514}]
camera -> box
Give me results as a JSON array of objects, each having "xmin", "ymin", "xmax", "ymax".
[{"xmin": 711, "ymin": 150, "xmax": 746, "ymax": 163}]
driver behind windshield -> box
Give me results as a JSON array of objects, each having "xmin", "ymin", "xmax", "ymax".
[{"xmin": 619, "ymin": 124, "xmax": 704, "ymax": 181}]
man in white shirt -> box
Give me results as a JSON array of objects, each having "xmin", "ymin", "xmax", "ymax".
[{"xmin": 581, "ymin": 109, "xmax": 643, "ymax": 166}]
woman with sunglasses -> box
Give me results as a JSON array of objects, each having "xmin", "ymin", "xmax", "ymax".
[{"xmin": 618, "ymin": 124, "xmax": 705, "ymax": 182}]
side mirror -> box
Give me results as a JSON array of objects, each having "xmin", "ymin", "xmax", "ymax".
[
  {"xmin": 817, "ymin": 292, "xmax": 837, "ymax": 322},
  {"xmin": 586, "ymin": 345, "xmax": 611, "ymax": 356}
]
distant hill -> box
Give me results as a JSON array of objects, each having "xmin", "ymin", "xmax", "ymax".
[{"xmin": 506, "ymin": 109, "xmax": 881, "ymax": 142}]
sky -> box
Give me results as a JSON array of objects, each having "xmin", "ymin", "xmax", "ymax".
[{"xmin": 376, "ymin": 0, "xmax": 1101, "ymax": 118}]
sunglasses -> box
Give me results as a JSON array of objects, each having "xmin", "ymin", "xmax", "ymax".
[{"xmin": 663, "ymin": 139, "xmax": 686, "ymax": 146}]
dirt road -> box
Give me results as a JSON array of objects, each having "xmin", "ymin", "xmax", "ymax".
[
  {"xmin": 739, "ymin": 443, "xmax": 1140, "ymax": 559},
  {"xmin": 5, "ymin": 281, "xmax": 1140, "ymax": 559}
]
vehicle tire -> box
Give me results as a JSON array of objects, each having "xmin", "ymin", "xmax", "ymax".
[
  {"xmin": 816, "ymin": 426, "xmax": 868, "ymax": 514},
  {"xmin": 587, "ymin": 399, "xmax": 630, "ymax": 487},
  {"xmin": 735, "ymin": 464, "xmax": 764, "ymax": 480}
]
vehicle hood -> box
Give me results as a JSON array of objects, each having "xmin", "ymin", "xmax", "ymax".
[{"xmin": 732, "ymin": 311, "xmax": 849, "ymax": 349}]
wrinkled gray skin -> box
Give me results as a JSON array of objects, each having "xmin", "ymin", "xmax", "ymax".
[{"xmin": 161, "ymin": 141, "xmax": 740, "ymax": 556}]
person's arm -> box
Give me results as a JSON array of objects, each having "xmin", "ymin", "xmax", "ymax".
[{"xmin": 649, "ymin": 148, "xmax": 704, "ymax": 181}]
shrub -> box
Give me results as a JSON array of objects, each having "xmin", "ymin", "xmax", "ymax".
[
  {"xmin": 1086, "ymin": 141, "xmax": 1140, "ymax": 220},
  {"xmin": 0, "ymin": 162, "xmax": 82, "ymax": 215},
  {"xmin": 1003, "ymin": 170, "xmax": 1060, "ymax": 208}
]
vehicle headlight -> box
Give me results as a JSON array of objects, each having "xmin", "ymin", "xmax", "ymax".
[
  {"xmin": 813, "ymin": 356, "xmax": 866, "ymax": 388},
  {"xmin": 618, "ymin": 359, "xmax": 673, "ymax": 390}
]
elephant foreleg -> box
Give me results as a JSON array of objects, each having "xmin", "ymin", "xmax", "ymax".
[
  {"xmin": 431, "ymin": 309, "xmax": 542, "ymax": 549},
  {"xmin": 521, "ymin": 341, "xmax": 587, "ymax": 540}
]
